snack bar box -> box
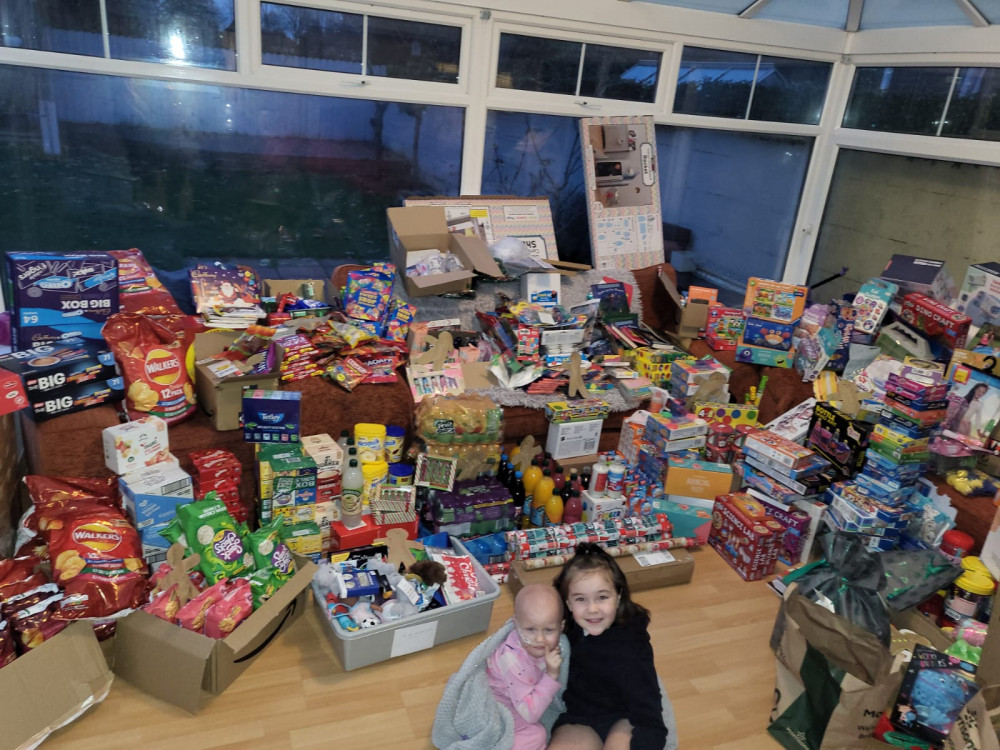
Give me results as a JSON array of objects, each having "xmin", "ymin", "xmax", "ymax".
[{"xmin": 311, "ymin": 538, "xmax": 500, "ymax": 671}]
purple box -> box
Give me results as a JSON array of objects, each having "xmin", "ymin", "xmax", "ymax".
[
  {"xmin": 241, "ymin": 388, "xmax": 301, "ymax": 444},
  {"xmin": 7, "ymin": 252, "xmax": 119, "ymax": 327},
  {"xmin": 12, "ymin": 322, "xmax": 106, "ymax": 349}
]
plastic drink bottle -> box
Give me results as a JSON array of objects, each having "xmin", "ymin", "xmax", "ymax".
[
  {"xmin": 521, "ymin": 459, "xmax": 543, "ymax": 529},
  {"xmin": 606, "ymin": 461, "xmax": 626, "ymax": 499},
  {"xmin": 581, "ymin": 466, "xmax": 592, "ymax": 491},
  {"xmin": 498, "ymin": 454, "xmax": 510, "ymax": 487},
  {"xmin": 509, "ymin": 470, "xmax": 526, "ymax": 528},
  {"xmin": 562, "ymin": 487, "xmax": 583, "ymax": 524},
  {"xmin": 569, "ymin": 469, "xmax": 581, "ymax": 495},
  {"xmin": 341, "ymin": 458, "xmax": 364, "ymax": 528},
  {"xmin": 591, "ymin": 463, "xmax": 609, "ymax": 496},
  {"xmin": 533, "ymin": 469, "xmax": 555, "ymax": 528},
  {"xmin": 552, "ymin": 465, "xmax": 566, "ymax": 492},
  {"xmin": 336, "ymin": 429, "xmax": 350, "ymax": 452},
  {"xmin": 544, "ymin": 477, "xmax": 564, "ymax": 526}
]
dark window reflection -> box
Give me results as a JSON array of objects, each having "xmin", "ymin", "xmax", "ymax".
[
  {"xmin": 942, "ymin": 67, "xmax": 1000, "ymax": 142},
  {"xmin": 0, "ymin": 0, "xmax": 103, "ymax": 57},
  {"xmin": 367, "ymin": 16, "xmax": 460, "ymax": 83},
  {"xmin": 482, "ymin": 111, "xmax": 588, "ymax": 263},
  {"xmin": 580, "ymin": 44, "xmax": 660, "ymax": 103},
  {"xmin": 749, "ymin": 56, "xmax": 831, "ymax": 125},
  {"xmin": 106, "ymin": 0, "xmax": 236, "ymax": 70},
  {"xmin": 674, "ymin": 46, "xmax": 755, "ymax": 119},
  {"xmin": 843, "ymin": 66, "xmax": 954, "ymax": 135},
  {"xmin": 260, "ymin": 3, "xmax": 362, "ymax": 74},
  {"xmin": 496, "ymin": 34, "xmax": 580, "ymax": 95},
  {"xmin": 0, "ymin": 64, "xmax": 463, "ymax": 269}
]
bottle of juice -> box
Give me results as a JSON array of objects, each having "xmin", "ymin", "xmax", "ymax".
[
  {"xmin": 569, "ymin": 469, "xmax": 581, "ymax": 495},
  {"xmin": 581, "ymin": 466, "xmax": 592, "ymax": 491},
  {"xmin": 533, "ymin": 469, "xmax": 555, "ymax": 528},
  {"xmin": 552, "ymin": 464, "xmax": 566, "ymax": 493},
  {"xmin": 509, "ymin": 470, "xmax": 526, "ymax": 528},
  {"xmin": 498, "ymin": 453, "xmax": 510, "ymax": 487},
  {"xmin": 563, "ymin": 487, "xmax": 583, "ymax": 524},
  {"xmin": 521, "ymin": 459, "xmax": 543, "ymax": 529},
  {"xmin": 543, "ymin": 473, "xmax": 564, "ymax": 526}
]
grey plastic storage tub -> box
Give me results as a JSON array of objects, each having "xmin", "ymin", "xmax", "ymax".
[{"xmin": 311, "ymin": 537, "xmax": 501, "ymax": 671}]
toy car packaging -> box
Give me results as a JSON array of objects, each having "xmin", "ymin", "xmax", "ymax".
[
  {"xmin": 103, "ymin": 313, "xmax": 197, "ymax": 424},
  {"xmin": 47, "ymin": 505, "xmax": 148, "ymax": 619}
]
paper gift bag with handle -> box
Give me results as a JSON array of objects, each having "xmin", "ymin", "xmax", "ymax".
[{"xmin": 768, "ymin": 589, "xmax": 904, "ymax": 750}]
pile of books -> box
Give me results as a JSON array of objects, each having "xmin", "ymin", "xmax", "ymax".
[{"xmin": 190, "ymin": 263, "xmax": 264, "ymax": 328}]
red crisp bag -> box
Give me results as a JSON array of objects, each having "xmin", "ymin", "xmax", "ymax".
[
  {"xmin": 1, "ymin": 583, "xmax": 61, "ymax": 620},
  {"xmin": 102, "ymin": 313, "xmax": 197, "ymax": 424},
  {"xmin": 0, "ymin": 557, "xmax": 43, "ymax": 592},
  {"xmin": 108, "ymin": 248, "xmax": 182, "ymax": 316},
  {"xmin": 17, "ymin": 475, "xmax": 121, "ymax": 561},
  {"xmin": 204, "ymin": 579, "xmax": 253, "ymax": 639},
  {"xmin": 144, "ymin": 584, "xmax": 182, "ymax": 623},
  {"xmin": 176, "ymin": 579, "xmax": 229, "ymax": 633},
  {"xmin": 48, "ymin": 506, "xmax": 148, "ymax": 619},
  {"xmin": 0, "ymin": 619, "xmax": 16, "ymax": 667},
  {"xmin": 12, "ymin": 594, "xmax": 67, "ymax": 652}
]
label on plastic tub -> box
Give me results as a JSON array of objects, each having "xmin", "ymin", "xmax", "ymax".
[{"xmin": 390, "ymin": 620, "xmax": 438, "ymax": 657}]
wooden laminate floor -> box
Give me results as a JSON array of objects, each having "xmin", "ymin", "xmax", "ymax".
[{"xmin": 48, "ymin": 547, "xmax": 783, "ymax": 749}]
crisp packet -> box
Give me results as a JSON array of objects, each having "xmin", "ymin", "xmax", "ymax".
[
  {"xmin": 176, "ymin": 579, "xmax": 229, "ymax": 633},
  {"xmin": 329, "ymin": 321, "xmax": 376, "ymax": 349},
  {"xmin": 0, "ymin": 619, "xmax": 16, "ymax": 667},
  {"xmin": 12, "ymin": 594, "xmax": 67, "ymax": 651},
  {"xmin": 144, "ymin": 583, "xmax": 182, "ymax": 622},
  {"xmin": 246, "ymin": 519, "xmax": 296, "ymax": 581},
  {"xmin": 1, "ymin": 584, "xmax": 61, "ymax": 620},
  {"xmin": 247, "ymin": 569, "xmax": 282, "ymax": 609},
  {"xmin": 204, "ymin": 579, "xmax": 253, "ymax": 639},
  {"xmin": 327, "ymin": 357, "xmax": 371, "ymax": 392},
  {"xmin": 176, "ymin": 498, "xmax": 253, "ymax": 583}
]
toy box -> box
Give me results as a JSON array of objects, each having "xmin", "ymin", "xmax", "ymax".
[
  {"xmin": 655, "ymin": 500, "xmax": 712, "ymax": 544},
  {"xmin": 900, "ymin": 292, "xmax": 971, "ymax": 350},
  {"xmin": 852, "ymin": 278, "xmax": 898, "ymax": 335},
  {"xmin": 546, "ymin": 418, "xmax": 603, "ymax": 460},
  {"xmin": 644, "ymin": 412, "xmax": 709, "ymax": 444},
  {"xmin": 521, "ymin": 272, "xmax": 561, "ymax": 307},
  {"xmin": 707, "ymin": 493, "xmax": 784, "ymax": 581},
  {"xmin": 581, "ymin": 489, "xmax": 626, "ymax": 522},
  {"xmin": 0, "ymin": 337, "xmax": 116, "ymax": 395},
  {"xmin": 705, "ymin": 306, "xmax": 744, "ymax": 351},
  {"xmin": 102, "ymin": 415, "xmax": 170, "ymax": 475},
  {"xmin": 956, "ymin": 261, "xmax": 1000, "ymax": 331},
  {"xmin": 743, "ymin": 430, "xmax": 819, "ymax": 471},
  {"xmin": 664, "ymin": 456, "xmax": 740, "ymax": 501},
  {"xmin": 693, "ymin": 402, "xmax": 759, "ymax": 428},
  {"xmin": 741, "ymin": 317, "xmax": 796, "ymax": 351},
  {"xmin": 6, "ymin": 251, "xmax": 119, "ymax": 327},
  {"xmin": 807, "ymin": 401, "xmax": 873, "ymax": 478},
  {"xmin": 880, "ymin": 254, "xmax": 954, "ymax": 304},
  {"xmin": 749, "ymin": 490, "xmax": 812, "ymax": 566},
  {"xmin": 544, "ymin": 398, "xmax": 611, "ymax": 424},
  {"xmin": 311, "ymin": 537, "xmax": 499, "ymax": 671},
  {"xmin": 242, "ymin": 389, "xmax": 301, "ymax": 444}
]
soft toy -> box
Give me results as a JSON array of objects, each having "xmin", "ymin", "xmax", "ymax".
[
  {"xmin": 349, "ymin": 600, "xmax": 380, "ymax": 629},
  {"xmin": 313, "ymin": 561, "xmax": 345, "ymax": 601},
  {"xmin": 326, "ymin": 598, "xmax": 359, "ymax": 632},
  {"xmin": 374, "ymin": 598, "xmax": 419, "ymax": 623}
]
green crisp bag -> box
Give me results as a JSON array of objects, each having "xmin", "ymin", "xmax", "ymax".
[
  {"xmin": 246, "ymin": 518, "xmax": 296, "ymax": 581},
  {"xmin": 247, "ymin": 569, "xmax": 282, "ymax": 609},
  {"xmin": 176, "ymin": 497, "xmax": 253, "ymax": 583}
]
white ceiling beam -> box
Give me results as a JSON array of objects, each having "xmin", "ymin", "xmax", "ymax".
[
  {"xmin": 846, "ymin": 0, "xmax": 863, "ymax": 32},
  {"xmin": 955, "ymin": 0, "xmax": 990, "ymax": 27},
  {"xmin": 739, "ymin": 0, "xmax": 774, "ymax": 19}
]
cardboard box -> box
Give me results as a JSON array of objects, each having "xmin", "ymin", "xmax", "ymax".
[
  {"xmin": 546, "ymin": 418, "xmax": 603, "ymax": 460},
  {"xmin": 312, "ymin": 538, "xmax": 499, "ymax": 671},
  {"xmin": 663, "ymin": 456, "xmax": 740, "ymax": 501},
  {"xmin": 520, "ymin": 272, "xmax": 561, "ymax": 307},
  {"xmin": 120, "ymin": 462, "xmax": 194, "ymax": 563},
  {"xmin": 654, "ymin": 500, "xmax": 712, "ymax": 544},
  {"xmin": 386, "ymin": 206, "xmax": 504, "ymax": 298},
  {"xmin": 28, "ymin": 375, "xmax": 124, "ymax": 421},
  {"xmin": 508, "ymin": 547, "xmax": 694, "ymax": 596},
  {"xmin": 955, "ymin": 261, "xmax": 1000, "ymax": 331},
  {"xmin": 3, "ymin": 622, "xmax": 113, "ymax": 750},
  {"xmin": 0, "ymin": 337, "xmax": 116, "ymax": 395},
  {"xmin": 6, "ymin": 251, "xmax": 119, "ymax": 327},
  {"xmin": 12, "ymin": 321, "xmax": 106, "ymax": 349},
  {"xmin": 193, "ymin": 331, "xmax": 280, "ymax": 431},
  {"xmin": 658, "ymin": 268, "xmax": 710, "ymax": 344},
  {"xmin": 242, "ymin": 388, "xmax": 301, "ymax": 444},
  {"xmin": 880, "ymin": 254, "xmax": 954, "ymax": 304},
  {"xmin": 102, "ymin": 415, "xmax": 170, "ymax": 474},
  {"xmin": 113, "ymin": 555, "xmax": 317, "ymax": 713}
]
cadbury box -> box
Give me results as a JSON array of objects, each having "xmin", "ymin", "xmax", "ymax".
[
  {"xmin": 28, "ymin": 375, "xmax": 124, "ymax": 421},
  {"xmin": 193, "ymin": 331, "xmax": 280, "ymax": 431},
  {"xmin": 12, "ymin": 322, "xmax": 106, "ymax": 349},
  {"xmin": 3, "ymin": 622, "xmax": 113, "ymax": 750},
  {"xmin": 6, "ymin": 251, "xmax": 119, "ymax": 327},
  {"xmin": 0, "ymin": 337, "xmax": 116, "ymax": 396},
  {"xmin": 509, "ymin": 547, "xmax": 694, "ymax": 595},
  {"xmin": 113, "ymin": 554, "xmax": 317, "ymax": 713}
]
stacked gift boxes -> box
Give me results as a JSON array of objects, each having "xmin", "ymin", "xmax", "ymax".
[
  {"xmin": 669, "ymin": 358, "xmax": 731, "ymax": 403},
  {"xmin": 190, "ymin": 448, "xmax": 245, "ymax": 523},
  {"xmin": 708, "ymin": 492, "xmax": 786, "ymax": 581}
]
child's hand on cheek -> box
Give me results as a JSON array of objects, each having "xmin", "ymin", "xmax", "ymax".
[{"xmin": 545, "ymin": 644, "xmax": 563, "ymax": 679}]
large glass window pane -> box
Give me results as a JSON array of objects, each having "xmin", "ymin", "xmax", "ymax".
[
  {"xmin": 482, "ymin": 111, "xmax": 589, "ymax": 263},
  {"xmin": 674, "ymin": 47, "xmax": 755, "ymax": 119},
  {"xmin": 579, "ymin": 44, "xmax": 660, "ymax": 103},
  {"xmin": 260, "ymin": 3, "xmax": 362, "ymax": 74},
  {"xmin": 106, "ymin": 0, "xmax": 236, "ymax": 71},
  {"xmin": 749, "ymin": 56, "xmax": 832, "ymax": 125},
  {"xmin": 0, "ymin": 64, "xmax": 463, "ymax": 268},
  {"xmin": 0, "ymin": 0, "xmax": 103, "ymax": 57},
  {"xmin": 942, "ymin": 67, "xmax": 1000, "ymax": 142},
  {"xmin": 496, "ymin": 34, "xmax": 580, "ymax": 95},
  {"xmin": 367, "ymin": 17, "xmax": 460, "ymax": 83},
  {"xmin": 809, "ymin": 150, "xmax": 1000, "ymax": 302},
  {"xmin": 657, "ymin": 127, "xmax": 812, "ymax": 291},
  {"xmin": 843, "ymin": 67, "xmax": 954, "ymax": 135}
]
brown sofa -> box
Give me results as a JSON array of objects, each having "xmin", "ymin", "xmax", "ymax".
[{"xmin": 18, "ymin": 263, "xmax": 993, "ymax": 551}]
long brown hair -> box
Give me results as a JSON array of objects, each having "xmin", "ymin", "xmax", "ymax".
[{"xmin": 552, "ymin": 543, "xmax": 649, "ymax": 630}]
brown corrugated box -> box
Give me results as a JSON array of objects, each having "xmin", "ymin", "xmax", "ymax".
[{"xmin": 508, "ymin": 548, "xmax": 694, "ymax": 596}]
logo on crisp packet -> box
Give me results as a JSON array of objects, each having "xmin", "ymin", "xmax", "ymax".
[
  {"xmin": 272, "ymin": 543, "xmax": 293, "ymax": 575},
  {"xmin": 213, "ymin": 529, "xmax": 245, "ymax": 563},
  {"xmin": 260, "ymin": 412, "xmax": 284, "ymax": 424}
]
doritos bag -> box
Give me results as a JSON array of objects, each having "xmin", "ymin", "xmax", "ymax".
[
  {"xmin": 48, "ymin": 506, "xmax": 148, "ymax": 618},
  {"xmin": 103, "ymin": 313, "xmax": 197, "ymax": 424}
]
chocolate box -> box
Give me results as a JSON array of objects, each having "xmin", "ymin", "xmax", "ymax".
[
  {"xmin": 0, "ymin": 337, "xmax": 116, "ymax": 395},
  {"xmin": 6, "ymin": 251, "xmax": 119, "ymax": 327},
  {"xmin": 28, "ymin": 375, "xmax": 124, "ymax": 421},
  {"xmin": 12, "ymin": 322, "xmax": 106, "ymax": 349}
]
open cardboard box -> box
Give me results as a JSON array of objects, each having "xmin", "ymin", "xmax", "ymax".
[
  {"xmin": 5, "ymin": 622, "xmax": 113, "ymax": 750},
  {"xmin": 193, "ymin": 330, "xmax": 281, "ymax": 431},
  {"xmin": 113, "ymin": 555, "xmax": 317, "ymax": 713},
  {"xmin": 386, "ymin": 206, "xmax": 504, "ymax": 298},
  {"xmin": 508, "ymin": 548, "xmax": 694, "ymax": 596},
  {"xmin": 658, "ymin": 267, "xmax": 710, "ymax": 346}
]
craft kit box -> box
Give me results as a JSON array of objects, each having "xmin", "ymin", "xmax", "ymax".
[
  {"xmin": 386, "ymin": 206, "xmax": 504, "ymax": 298},
  {"xmin": 655, "ymin": 500, "xmax": 712, "ymax": 544},
  {"xmin": 312, "ymin": 538, "xmax": 498, "ymax": 671},
  {"xmin": 508, "ymin": 547, "xmax": 694, "ymax": 596},
  {"xmin": 581, "ymin": 489, "xmax": 626, "ymax": 523},
  {"xmin": 955, "ymin": 261, "xmax": 1000, "ymax": 330},
  {"xmin": 114, "ymin": 555, "xmax": 317, "ymax": 713},
  {"xmin": 194, "ymin": 331, "xmax": 280, "ymax": 431},
  {"xmin": 0, "ymin": 337, "xmax": 116, "ymax": 395},
  {"xmin": 102, "ymin": 415, "xmax": 170, "ymax": 474},
  {"xmin": 6, "ymin": 251, "xmax": 119, "ymax": 327},
  {"xmin": 242, "ymin": 388, "xmax": 301, "ymax": 444},
  {"xmin": 880, "ymin": 254, "xmax": 954, "ymax": 304},
  {"xmin": 663, "ymin": 456, "xmax": 741, "ymax": 501},
  {"xmin": 899, "ymin": 292, "xmax": 971, "ymax": 350}
]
